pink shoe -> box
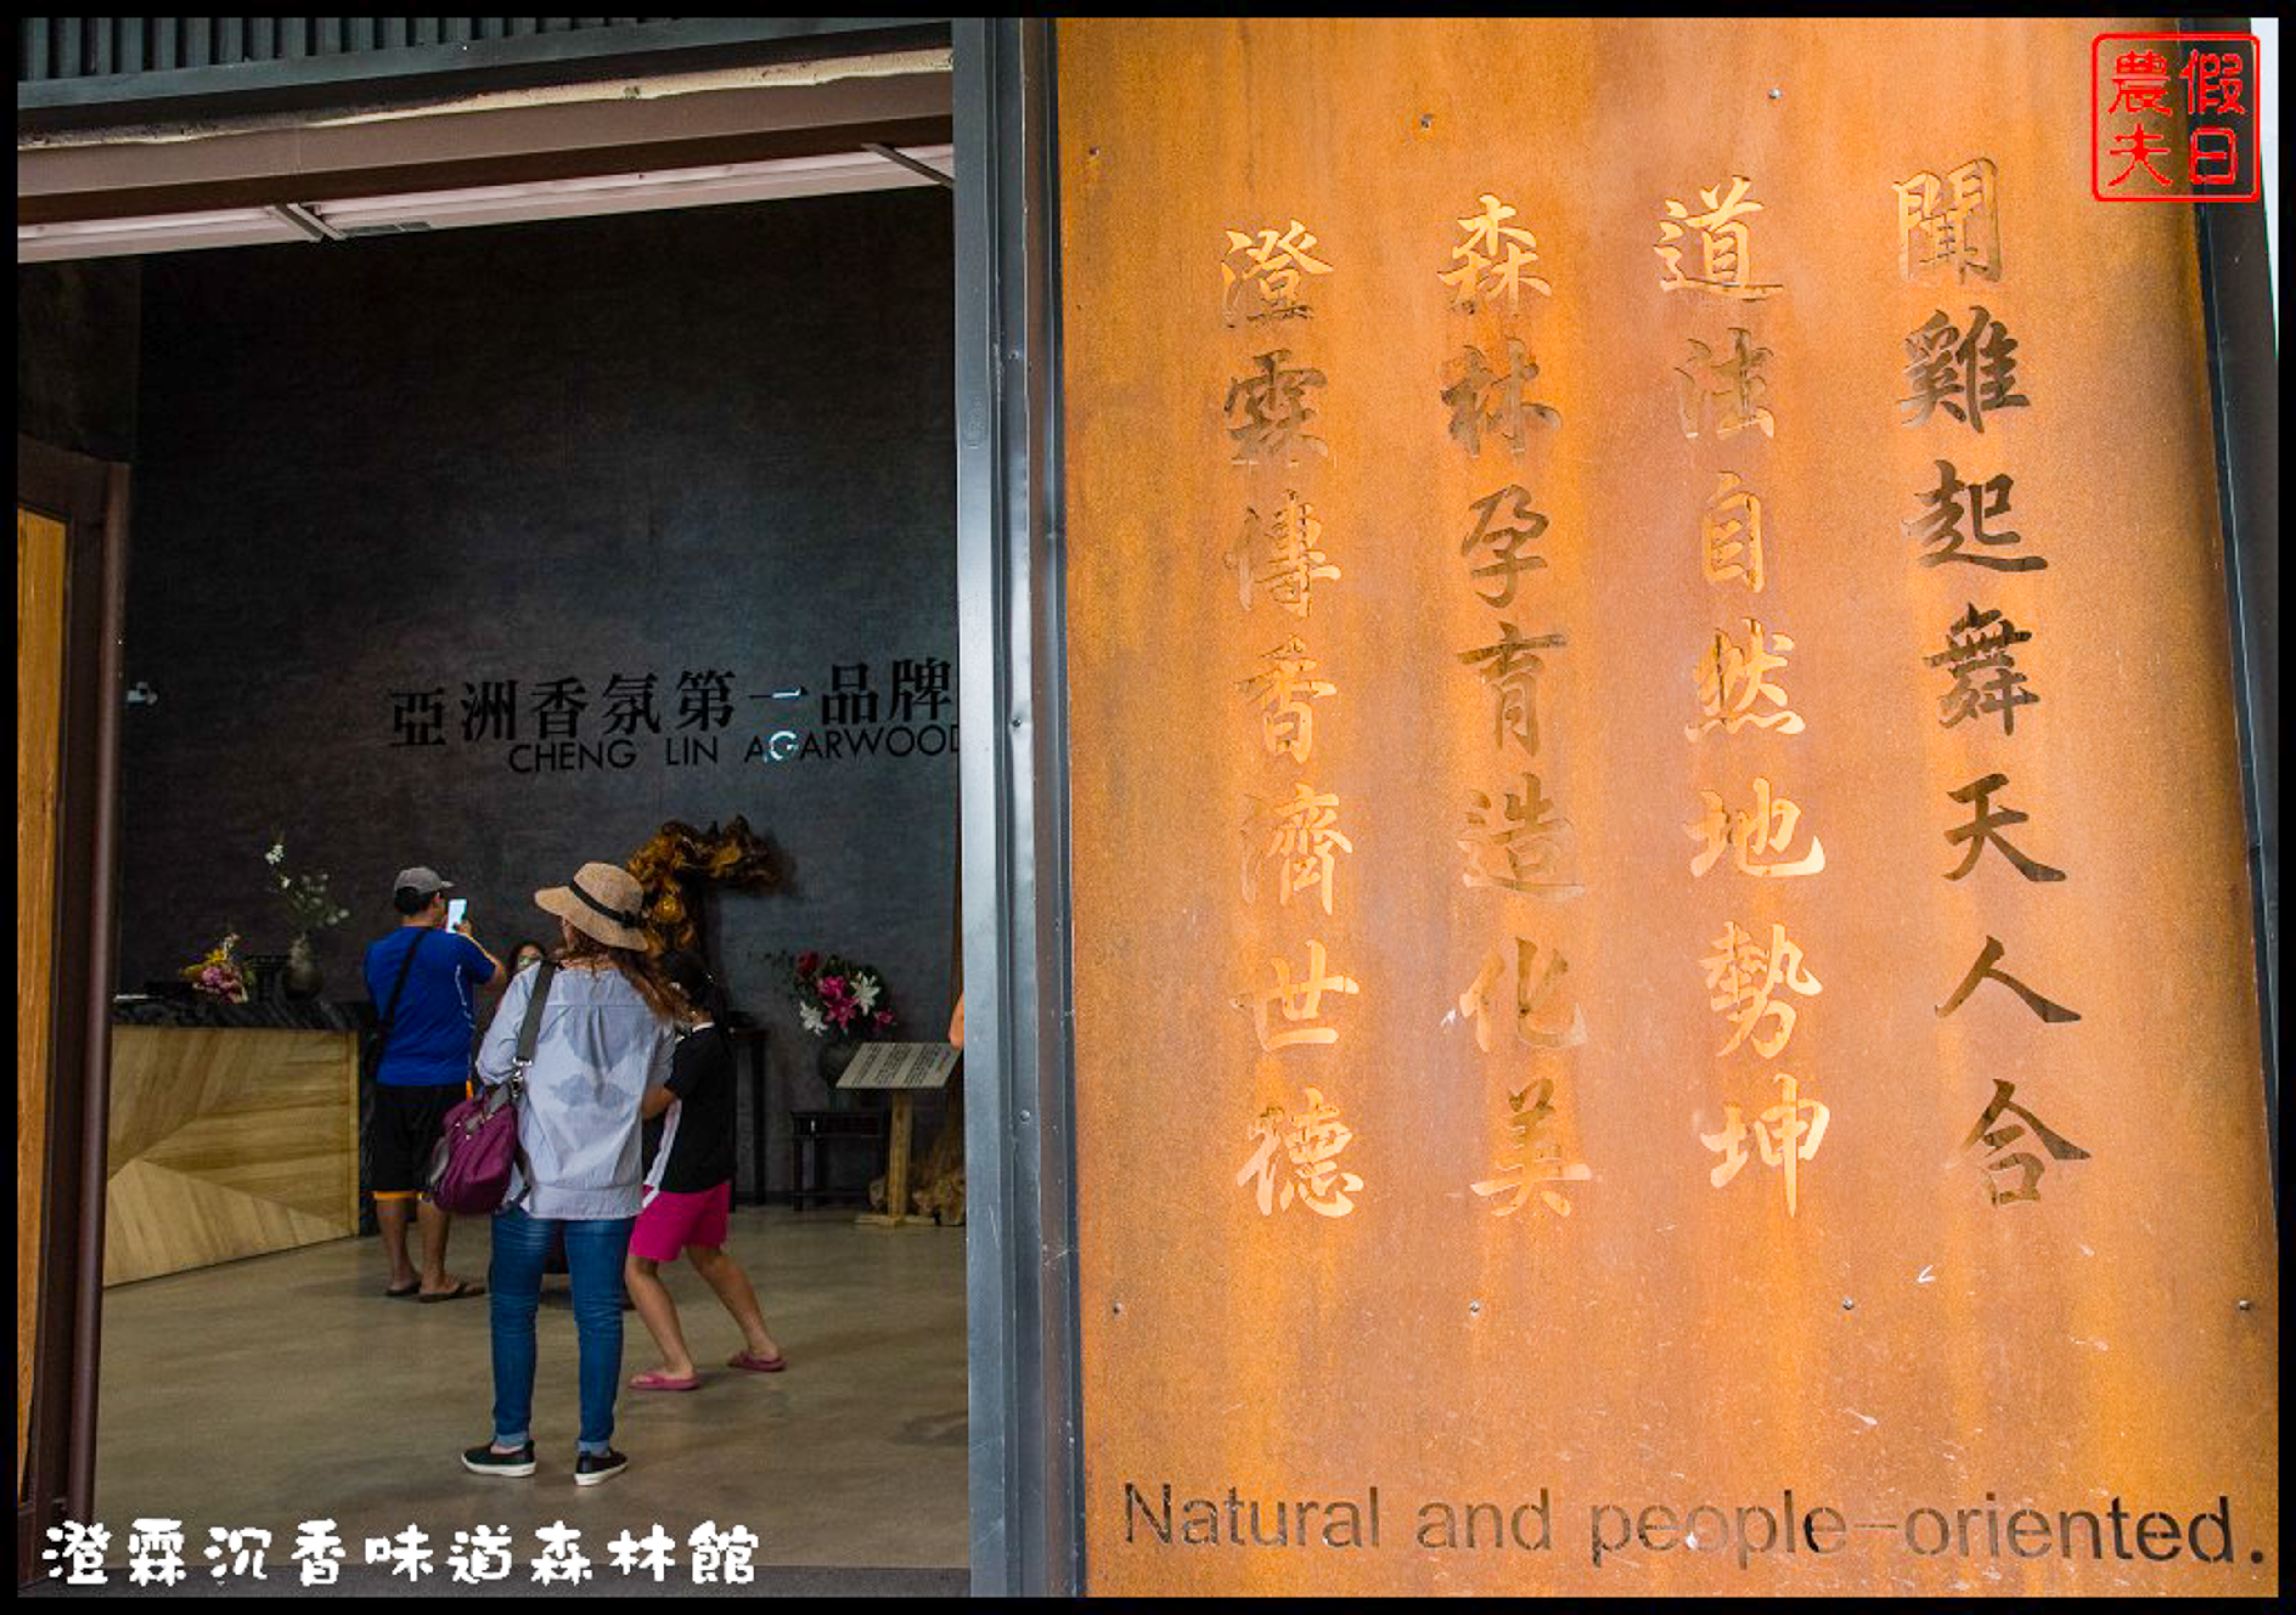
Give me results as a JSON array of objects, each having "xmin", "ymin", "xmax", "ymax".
[
  {"xmin": 727, "ymin": 1350, "xmax": 786, "ymax": 1374},
  {"xmin": 629, "ymin": 1370, "xmax": 700, "ymax": 1392}
]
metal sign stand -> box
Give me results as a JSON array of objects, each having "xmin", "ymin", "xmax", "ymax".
[{"xmin": 836, "ymin": 1040, "xmax": 961, "ymax": 1228}]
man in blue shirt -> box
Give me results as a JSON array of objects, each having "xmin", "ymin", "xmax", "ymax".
[{"xmin": 364, "ymin": 865, "xmax": 501, "ymax": 1300}]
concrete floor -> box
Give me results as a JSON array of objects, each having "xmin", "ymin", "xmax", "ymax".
[{"xmin": 92, "ymin": 1207, "xmax": 969, "ymax": 1577}]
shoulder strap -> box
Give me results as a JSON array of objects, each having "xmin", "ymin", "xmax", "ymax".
[
  {"xmin": 491, "ymin": 960, "xmax": 557, "ymax": 1205},
  {"xmin": 513, "ymin": 960, "xmax": 557, "ymax": 1068},
  {"xmin": 374, "ymin": 929, "xmax": 429, "ymax": 1056}
]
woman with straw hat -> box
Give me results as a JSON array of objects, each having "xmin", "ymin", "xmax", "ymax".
[{"xmin": 461, "ymin": 861, "xmax": 680, "ymax": 1488}]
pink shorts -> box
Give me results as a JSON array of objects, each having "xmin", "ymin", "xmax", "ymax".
[{"xmin": 629, "ymin": 1180, "xmax": 732, "ymax": 1261}]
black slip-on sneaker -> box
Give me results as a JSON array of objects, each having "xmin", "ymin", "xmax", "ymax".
[
  {"xmin": 573, "ymin": 1448, "xmax": 628, "ymax": 1487},
  {"xmin": 462, "ymin": 1442, "xmax": 537, "ymax": 1478}
]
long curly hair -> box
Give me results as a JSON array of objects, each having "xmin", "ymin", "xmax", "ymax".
[{"xmin": 553, "ymin": 924, "xmax": 682, "ymax": 1024}]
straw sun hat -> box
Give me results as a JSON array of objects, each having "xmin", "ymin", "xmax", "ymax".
[{"xmin": 535, "ymin": 862, "xmax": 652, "ymax": 952}]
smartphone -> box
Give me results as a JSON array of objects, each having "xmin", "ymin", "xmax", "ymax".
[{"xmin": 445, "ymin": 897, "xmax": 468, "ymax": 931}]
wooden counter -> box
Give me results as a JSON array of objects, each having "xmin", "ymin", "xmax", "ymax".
[{"xmin": 105, "ymin": 1026, "xmax": 360, "ymax": 1286}]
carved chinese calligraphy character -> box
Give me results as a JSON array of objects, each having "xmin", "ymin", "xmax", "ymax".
[
  {"xmin": 1221, "ymin": 219, "xmax": 1333, "ymax": 322},
  {"xmin": 1459, "ymin": 484, "xmax": 1548, "ymax": 609},
  {"xmin": 1677, "ymin": 332, "xmax": 1776, "ymax": 440},
  {"xmin": 1471, "ymin": 1079, "xmax": 1589, "ymax": 1218},
  {"xmin": 1227, "ymin": 492, "xmax": 1341, "ymax": 617},
  {"xmin": 1699, "ymin": 472, "xmax": 1766, "ymax": 590},
  {"xmin": 1702, "ymin": 1072, "xmax": 1829, "ymax": 1217},
  {"xmin": 1241, "ymin": 783, "xmax": 1353, "ymax": 915},
  {"xmin": 1225, "ymin": 349, "xmax": 1329, "ymax": 465},
  {"xmin": 1936, "ymin": 935, "xmax": 2080, "ymax": 1023},
  {"xmin": 1926, "ymin": 602, "xmax": 2038, "ymax": 734},
  {"xmin": 1441, "ymin": 192, "xmax": 1551, "ymax": 312},
  {"xmin": 1961, "ymin": 1078, "xmax": 2090, "ymax": 1205},
  {"xmin": 1457, "ymin": 621, "xmax": 1566, "ymax": 755},
  {"xmin": 1443, "ymin": 339, "xmax": 1561, "ymax": 457},
  {"xmin": 1239, "ymin": 636, "xmax": 1337, "ymax": 764},
  {"xmin": 1686, "ymin": 616, "xmax": 1803, "ymax": 740},
  {"xmin": 1458, "ymin": 772, "xmax": 1581, "ymax": 900},
  {"xmin": 1944, "ymin": 772, "xmax": 2065, "ymax": 883},
  {"xmin": 1703, "ymin": 920, "xmax": 1822, "ymax": 1058},
  {"xmin": 1906, "ymin": 460, "xmax": 2043, "ymax": 571},
  {"xmin": 1900, "ymin": 307, "xmax": 2029, "ymax": 432},
  {"xmin": 1452, "ymin": 937, "xmax": 1587, "ymax": 1053},
  {"xmin": 1236, "ymin": 1087, "xmax": 1363, "ymax": 1217},
  {"xmin": 1895, "ymin": 158, "xmax": 2001, "ymax": 282},
  {"xmin": 1655, "ymin": 174, "xmax": 1781, "ymax": 299},
  {"xmin": 1236, "ymin": 941, "xmax": 1362, "ymax": 1050},
  {"xmin": 1685, "ymin": 777, "xmax": 1826, "ymax": 879}
]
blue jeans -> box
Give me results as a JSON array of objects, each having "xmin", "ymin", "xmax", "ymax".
[{"xmin": 489, "ymin": 1207, "xmax": 634, "ymax": 1454}]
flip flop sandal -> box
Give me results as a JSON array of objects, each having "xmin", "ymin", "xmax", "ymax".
[
  {"xmin": 727, "ymin": 1350, "xmax": 787, "ymax": 1374},
  {"xmin": 417, "ymin": 1280, "xmax": 487, "ymax": 1304},
  {"xmin": 630, "ymin": 1371, "xmax": 701, "ymax": 1393},
  {"xmin": 384, "ymin": 1282, "xmax": 421, "ymax": 1299}
]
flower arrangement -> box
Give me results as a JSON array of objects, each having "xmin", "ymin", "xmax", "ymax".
[
  {"xmin": 265, "ymin": 835, "xmax": 351, "ymax": 934},
  {"xmin": 180, "ymin": 931, "xmax": 251, "ymax": 1004},
  {"xmin": 787, "ymin": 951, "xmax": 897, "ymax": 1041}
]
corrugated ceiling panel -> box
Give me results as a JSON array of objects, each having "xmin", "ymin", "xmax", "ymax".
[{"xmin": 18, "ymin": 19, "xmax": 669, "ymax": 83}]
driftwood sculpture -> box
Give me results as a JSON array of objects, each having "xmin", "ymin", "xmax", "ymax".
[{"xmin": 625, "ymin": 816, "xmax": 780, "ymax": 957}]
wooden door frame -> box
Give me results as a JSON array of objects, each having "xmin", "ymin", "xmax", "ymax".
[{"xmin": 16, "ymin": 436, "xmax": 129, "ymax": 1581}]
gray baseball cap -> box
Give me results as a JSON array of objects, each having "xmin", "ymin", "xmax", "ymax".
[{"xmin": 392, "ymin": 866, "xmax": 454, "ymax": 897}]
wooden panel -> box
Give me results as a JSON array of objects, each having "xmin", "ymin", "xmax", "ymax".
[
  {"xmin": 17, "ymin": 507, "xmax": 68, "ymax": 1496},
  {"xmin": 103, "ymin": 1028, "xmax": 360, "ymax": 1286},
  {"xmin": 1060, "ymin": 17, "xmax": 2275, "ymax": 1598}
]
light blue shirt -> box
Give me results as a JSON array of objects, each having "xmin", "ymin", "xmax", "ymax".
[{"xmin": 476, "ymin": 960, "xmax": 675, "ymax": 1221}]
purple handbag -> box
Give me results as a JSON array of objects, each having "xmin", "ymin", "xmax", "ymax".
[{"xmin": 425, "ymin": 961, "xmax": 553, "ymax": 1216}]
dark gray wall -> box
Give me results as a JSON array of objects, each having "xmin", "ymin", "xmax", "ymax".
[
  {"xmin": 20, "ymin": 257, "xmax": 142, "ymax": 462},
  {"xmin": 115, "ymin": 190, "xmax": 958, "ymax": 1191}
]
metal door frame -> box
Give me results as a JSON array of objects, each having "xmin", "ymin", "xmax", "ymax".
[
  {"xmin": 951, "ymin": 16, "xmax": 1084, "ymax": 1598},
  {"xmin": 2187, "ymin": 16, "xmax": 2280, "ymax": 1203}
]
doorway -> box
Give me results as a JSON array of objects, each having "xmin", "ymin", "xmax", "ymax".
[{"xmin": 23, "ymin": 132, "xmax": 970, "ymax": 1591}]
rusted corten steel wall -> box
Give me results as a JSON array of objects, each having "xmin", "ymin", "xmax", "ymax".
[{"xmin": 1060, "ymin": 17, "xmax": 2275, "ymax": 1598}]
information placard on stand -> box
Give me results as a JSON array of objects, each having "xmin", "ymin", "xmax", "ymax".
[
  {"xmin": 836, "ymin": 1042, "xmax": 959, "ymax": 1226},
  {"xmin": 835, "ymin": 1040, "xmax": 961, "ymax": 1092}
]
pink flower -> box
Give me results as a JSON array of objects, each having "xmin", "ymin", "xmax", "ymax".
[
  {"xmin": 874, "ymin": 1009, "xmax": 895, "ymax": 1030},
  {"xmin": 797, "ymin": 952, "xmax": 821, "ymax": 975}
]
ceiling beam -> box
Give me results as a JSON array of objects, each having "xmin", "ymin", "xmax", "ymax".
[{"xmin": 18, "ymin": 69, "xmax": 951, "ymax": 226}]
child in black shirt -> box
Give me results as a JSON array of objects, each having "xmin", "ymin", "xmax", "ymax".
[{"xmin": 625, "ymin": 953, "xmax": 788, "ymax": 1389}]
